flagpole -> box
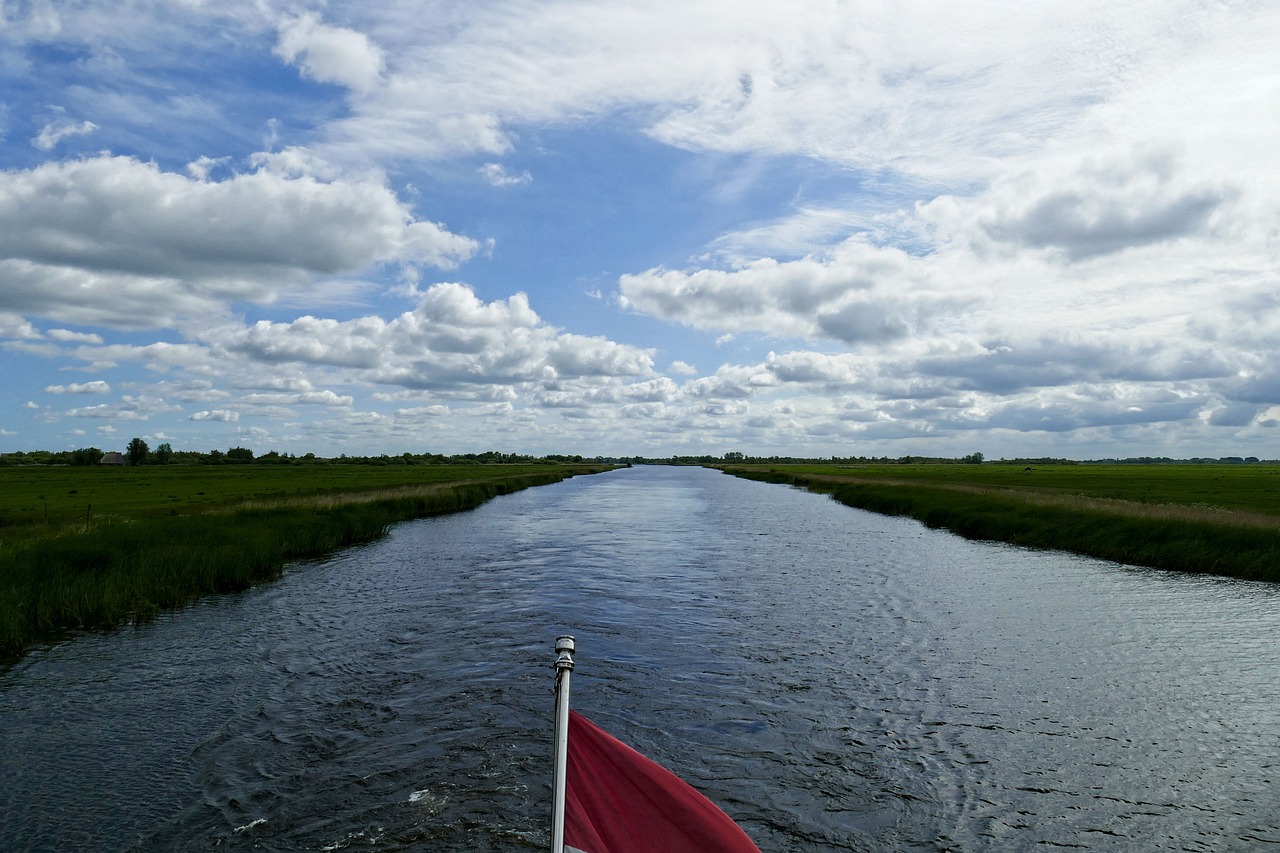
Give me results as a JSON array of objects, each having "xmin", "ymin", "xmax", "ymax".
[{"xmin": 551, "ymin": 635, "xmax": 575, "ymax": 853}]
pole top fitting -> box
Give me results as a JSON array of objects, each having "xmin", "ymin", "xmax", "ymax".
[{"xmin": 555, "ymin": 635, "xmax": 576, "ymax": 672}]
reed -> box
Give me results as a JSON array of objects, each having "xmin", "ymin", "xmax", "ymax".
[
  {"xmin": 0, "ymin": 472, "xmax": 575, "ymax": 659},
  {"xmin": 724, "ymin": 468, "xmax": 1280, "ymax": 583}
]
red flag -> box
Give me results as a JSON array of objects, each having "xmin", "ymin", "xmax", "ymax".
[{"xmin": 564, "ymin": 710, "xmax": 761, "ymax": 853}]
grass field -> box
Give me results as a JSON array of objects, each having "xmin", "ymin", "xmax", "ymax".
[
  {"xmin": 717, "ymin": 463, "xmax": 1280, "ymax": 582},
  {"xmin": 0, "ymin": 463, "xmax": 592, "ymax": 531},
  {"xmin": 0, "ymin": 463, "xmax": 610, "ymax": 659}
]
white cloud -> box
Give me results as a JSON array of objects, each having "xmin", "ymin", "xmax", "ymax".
[
  {"xmin": 5, "ymin": 1, "xmax": 1280, "ymax": 458},
  {"xmin": 0, "ymin": 312, "xmax": 41, "ymax": 340},
  {"xmin": 47, "ymin": 329, "xmax": 104, "ymax": 344},
  {"xmin": 925, "ymin": 146, "xmax": 1236, "ymax": 262},
  {"xmin": 301, "ymin": 1, "xmax": 1272, "ymax": 181},
  {"xmin": 275, "ymin": 13, "xmax": 385, "ymax": 92},
  {"xmin": 205, "ymin": 282, "xmax": 655, "ymax": 388},
  {"xmin": 620, "ymin": 238, "xmax": 951, "ymax": 346},
  {"xmin": 65, "ymin": 403, "xmax": 145, "ymax": 419},
  {"xmin": 186, "ymin": 155, "xmax": 230, "ymax": 181},
  {"xmin": 706, "ymin": 205, "xmax": 881, "ymax": 264},
  {"xmin": 189, "ymin": 410, "xmax": 239, "ymax": 422},
  {"xmin": 0, "ymin": 155, "xmax": 479, "ymax": 328},
  {"xmin": 395, "ymin": 404, "xmax": 450, "ymax": 419},
  {"xmin": 45, "ymin": 380, "xmax": 111, "ymax": 394},
  {"xmin": 299, "ymin": 390, "xmax": 354, "ymax": 407},
  {"xmin": 669, "ymin": 360, "xmax": 697, "ymax": 376},
  {"xmin": 33, "ymin": 118, "xmax": 98, "ymax": 151},
  {"xmin": 478, "ymin": 163, "xmax": 532, "ymax": 187}
]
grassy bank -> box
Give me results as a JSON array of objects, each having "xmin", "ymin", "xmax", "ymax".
[
  {"xmin": 717, "ymin": 463, "xmax": 1280, "ymax": 583},
  {"xmin": 1, "ymin": 465, "xmax": 606, "ymax": 659}
]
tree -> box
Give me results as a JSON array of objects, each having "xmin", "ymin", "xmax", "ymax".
[
  {"xmin": 126, "ymin": 437, "xmax": 149, "ymax": 466},
  {"xmin": 70, "ymin": 447, "xmax": 103, "ymax": 466},
  {"xmin": 226, "ymin": 446, "xmax": 254, "ymax": 462},
  {"xmin": 154, "ymin": 442, "xmax": 173, "ymax": 465}
]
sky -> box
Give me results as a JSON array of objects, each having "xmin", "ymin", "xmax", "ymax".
[{"xmin": 2, "ymin": 1, "xmax": 1278, "ymax": 460}]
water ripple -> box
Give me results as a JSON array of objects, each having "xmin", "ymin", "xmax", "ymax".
[{"xmin": 3, "ymin": 467, "xmax": 1280, "ymax": 851}]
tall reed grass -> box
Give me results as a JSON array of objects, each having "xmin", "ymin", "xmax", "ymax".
[
  {"xmin": 1, "ymin": 474, "xmax": 567, "ymax": 659},
  {"xmin": 729, "ymin": 469, "xmax": 1280, "ymax": 583}
]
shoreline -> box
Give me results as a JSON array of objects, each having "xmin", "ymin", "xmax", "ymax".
[
  {"xmin": 1, "ymin": 467, "xmax": 608, "ymax": 661},
  {"xmin": 718, "ymin": 465, "xmax": 1280, "ymax": 583}
]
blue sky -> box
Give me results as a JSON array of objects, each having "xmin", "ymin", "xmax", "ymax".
[{"xmin": 2, "ymin": 1, "xmax": 1279, "ymax": 459}]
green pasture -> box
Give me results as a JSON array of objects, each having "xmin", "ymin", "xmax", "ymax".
[
  {"xmin": 759, "ymin": 462, "xmax": 1280, "ymax": 515},
  {"xmin": 0, "ymin": 463, "xmax": 587, "ymax": 532},
  {"xmin": 0, "ymin": 464, "xmax": 608, "ymax": 660}
]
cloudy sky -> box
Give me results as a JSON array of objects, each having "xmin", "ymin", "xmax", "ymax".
[{"xmin": 2, "ymin": 1, "xmax": 1278, "ymax": 459}]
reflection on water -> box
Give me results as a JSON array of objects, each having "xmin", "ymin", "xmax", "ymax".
[{"xmin": 3, "ymin": 466, "xmax": 1279, "ymax": 851}]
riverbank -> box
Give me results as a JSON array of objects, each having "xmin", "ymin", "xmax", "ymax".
[
  {"xmin": 717, "ymin": 463, "xmax": 1280, "ymax": 582},
  {"xmin": 0, "ymin": 465, "xmax": 609, "ymax": 659}
]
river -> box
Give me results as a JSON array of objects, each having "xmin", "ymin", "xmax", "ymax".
[{"xmin": 2, "ymin": 465, "xmax": 1278, "ymax": 851}]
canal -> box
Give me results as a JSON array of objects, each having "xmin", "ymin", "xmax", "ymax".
[{"xmin": 3, "ymin": 465, "xmax": 1278, "ymax": 850}]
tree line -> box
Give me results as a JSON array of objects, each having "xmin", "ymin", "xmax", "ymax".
[{"xmin": 0, "ymin": 441, "xmax": 597, "ymax": 467}]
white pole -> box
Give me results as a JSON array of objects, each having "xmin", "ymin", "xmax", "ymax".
[{"xmin": 551, "ymin": 635, "xmax": 575, "ymax": 853}]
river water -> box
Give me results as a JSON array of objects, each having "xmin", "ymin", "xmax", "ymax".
[{"xmin": 3, "ymin": 466, "xmax": 1278, "ymax": 851}]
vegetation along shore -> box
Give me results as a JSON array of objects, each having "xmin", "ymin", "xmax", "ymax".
[
  {"xmin": 0, "ymin": 456, "xmax": 612, "ymax": 660},
  {"xmin": 717, "ymin": 462, "xmax": 1280, "ymax": 583}
]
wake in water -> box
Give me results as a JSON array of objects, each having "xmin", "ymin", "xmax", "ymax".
[{"xmin": 3, "ymin": 467, "xmax": 1279, "ymax": 851}]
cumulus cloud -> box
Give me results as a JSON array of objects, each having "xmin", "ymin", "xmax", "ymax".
[
  {"xmin": 45, "ymin": 380, "xmax": 111, "ymax": 394},
  {"xmin": 620, "ymin": 238, "xmax": 952, "ymax": 346},
  {"xmin": 47, "ymin": 329, "xmax": 104, "ymax": 344},
  {"xmin": 204, "ymin": 282, "xmax": 655, "ymax": 389},
  {"xmin": 396, "ymin": 404, "xmax": 450, "ymax": 419},
  {"xmin": 941, "ymin": 147, "xmax": 1233, "ymax": 261},
  {"xmin": 0, "ymin": 155, "xmax": 479, "ymax": 328},
  {"xmin": 275, "ymin": 13, "xmax": 385, "ymax": 92},
  {"xmin": 299, "ymin": 390, "xmax": 355, "ymax": 407},
  {"xmin": 914, "ymin": 335, "xmax": 1238, "ymax": 397},
  {"xmin": 189, "ymin": 410, "xmax": 239, "ymax": 422},
  {"xmin": 668, "ymin": 360, "xmax": 698, "ymax": 376},
  {"xmin": 0, "ymin": 312, "xmax": 41, "ymax": 340},
  {"xmin": 5, "ymin": 1, "xmax": 1279, "ymax": 457}
]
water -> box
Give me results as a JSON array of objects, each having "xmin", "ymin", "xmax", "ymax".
[{"xmin": 3, "ymin": 466, "xmax": 1279, "ymax": 851}]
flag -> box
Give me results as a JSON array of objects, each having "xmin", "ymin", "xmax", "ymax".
[{"xmin": 563, "ymin": 710, "xmax": 762, "ymax": 853}]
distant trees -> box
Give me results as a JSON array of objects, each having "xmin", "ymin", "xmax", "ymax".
[
  {"xmin": 153, "ymin": 442, "xmax": 173, "ymax": 465},
  {"xmin": 962, "ymin": 452, "xmax": 985, "ymax": 465},
  {"xmin": 126, "ymin": 437, "xmax": 149, "ymax": 466},
  {"xmin": 70, "ymin": 447, "xmax": 104, "ymax": 465}
]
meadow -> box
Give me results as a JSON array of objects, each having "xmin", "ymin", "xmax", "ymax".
[
  {"xmin": 0, "ymin": 463, "xmax": 609, "ymax": 659},
  {"xmin": 718, "ymin": 462, "xmax": 1280, "ymax": 582}
]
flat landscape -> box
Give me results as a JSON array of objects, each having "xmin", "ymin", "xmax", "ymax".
[
  {"xmin": 729, "ymin": 461, "xmax": 1280, "ymax": 517},
  {"xmin": 0, "ymin": 462, "xmax": 599, "ymax": 533},
  {"xmin": 0, "ymin": 462, "xmax": 609, "ymax": 659},
  {"xmin": 718, "ymin": 462, "xmax": 1280, "ymax": 582}
]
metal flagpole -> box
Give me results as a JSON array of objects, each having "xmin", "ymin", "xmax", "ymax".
[{"xmin": 551, "ymin": 635, "xmax": 575, "ymax": 853}]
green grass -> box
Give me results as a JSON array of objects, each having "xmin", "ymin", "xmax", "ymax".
[
  {"xmin": 747, "ymin": 462, "xmax": 1280, "ymax": 514},
  {"xmin": 0, "ymin": 463, "xmax": 588, "ymax": 531},
  {"xmin": 718, "ymin": 463, "xmax": 1280, "ymax": 582},
  {"xmin": 0, "ymin": 465, "xmax": 607, "ymax": 659}
]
